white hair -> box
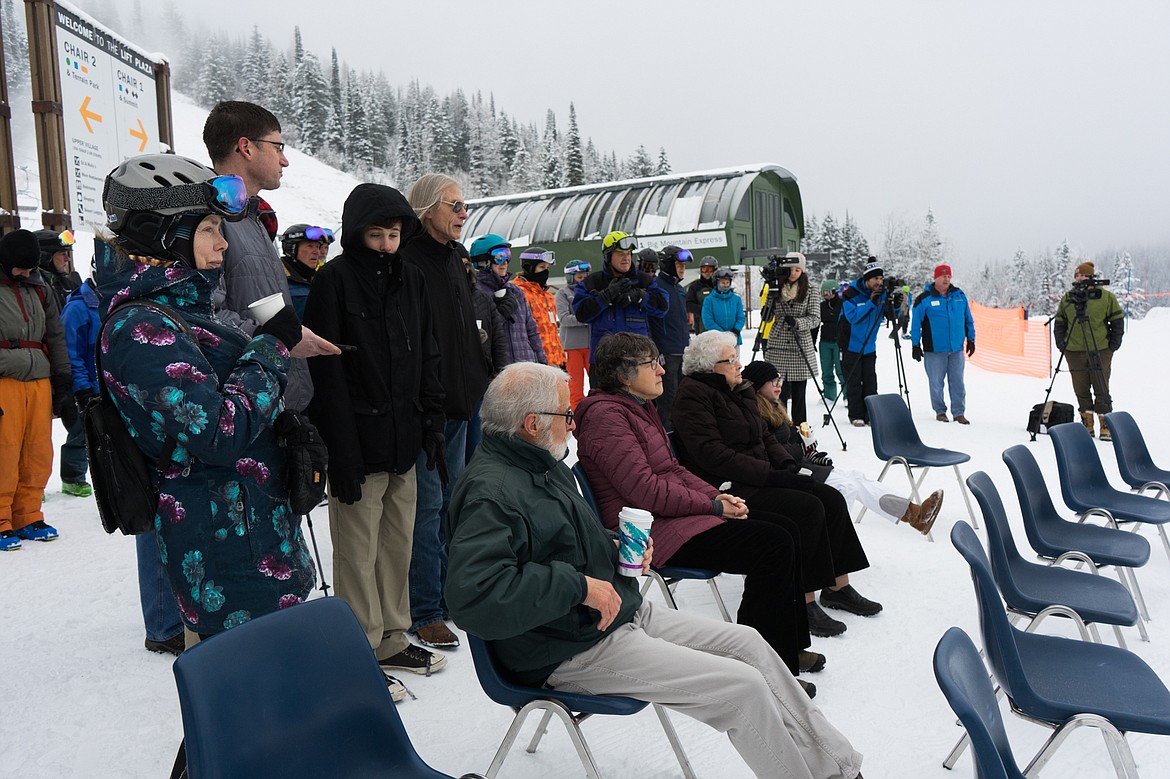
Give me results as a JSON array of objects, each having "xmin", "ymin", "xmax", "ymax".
[
  {"xmin": 682, "ymin": 330, "xmax": 738, "ymax": 376},
  {"xmin": 481, "ymin": 362, "xmax": 570, "ymax": 437},
  {"xmin": 407, "ymin": 173, "xmax": 460, "ymax": 219}
]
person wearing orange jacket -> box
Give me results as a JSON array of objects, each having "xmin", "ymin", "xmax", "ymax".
[{"xmin": 513, "ymin": 246, "xmax": 565, "ymax": 368}]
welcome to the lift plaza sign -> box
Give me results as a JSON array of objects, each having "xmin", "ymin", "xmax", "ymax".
[{"xmin": 55, "ymin": 2, "xmax": 160, "ymax": 228}]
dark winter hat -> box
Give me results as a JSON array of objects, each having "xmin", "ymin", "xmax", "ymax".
[
  {"xmin": 863, "ymin": 258, "xmax": 883, "ymax": 282},
  {"xmin": 741, "ymin": 360, "xmax": 780, "ymax": 392},
  {"xmin": 34, "ymin": 229, "xmax": 73, "ymax": 270},
  {"xmin": 0, "ymin": 229, "xmax": 42, "ymax": 274}
]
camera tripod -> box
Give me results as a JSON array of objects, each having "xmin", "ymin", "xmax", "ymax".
[
  {"xmin": 785, "ymin": 318, "xmax": 848, "ymax": 450},
  {"xmin": 825, "ymin": 290, "xmax": 911, "ymax": 422},
  {"xmin": 1029, "ymin": 297, "xmax": 1110, "ymax": 442}
]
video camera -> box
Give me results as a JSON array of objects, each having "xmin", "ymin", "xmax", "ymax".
[
  {"xmin": 882, "ymin": 275, "xmax": 908, "ymax": 309},
  {"xmin": 739, "ymin": 249, "xmax": 791, "ymax": 288},
  {"xmin": 1068, "ymin": 275, "xmax": 1110, "ymax": 307}
]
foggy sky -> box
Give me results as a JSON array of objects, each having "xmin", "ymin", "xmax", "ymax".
[{"xmin": 89, "ymin": 0, "xmax": 1170, "ymax": 266}]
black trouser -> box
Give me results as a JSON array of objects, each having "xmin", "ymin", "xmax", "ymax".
[
  {"xmin": 742, "ymin": 484, "xmax": 870, "ymax": 594},
  {"xmin": 781, "ymin": 379, "xmax": 809, "ymax": 426},
  {"xmin": 657, "ymin": 353, "xmax": 684, "ymax": 433},
  {"xmin": 668, "ymin": 519, "xmax": 808, "ymax": 674},
  {"xmin": 841, "ymin": 350, "xmax": 877, "ymax": 422}
]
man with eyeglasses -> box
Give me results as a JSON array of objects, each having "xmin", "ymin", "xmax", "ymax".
[
  {"xmin": 571, "ymin": 231, "xmax": 668, "ymax": 356},
  {"xmin": 399, "ymin": 173, "xmax": 494, "ymax": 651},
  {"xmin": 446, "ymin": 361, "xmax": 864, "ymax": 779},
  {"xmin": 203, "ymin": 100, "xmax": 340, "ymax": 412},
  {"xmin": 279, "ymin": 223, "xmax": 334, "ymax": 321},
  {"xmin": 648, "ymin": 245, "xmax": 693, "ymax": 432}
]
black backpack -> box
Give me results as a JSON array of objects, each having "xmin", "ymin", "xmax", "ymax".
[{"xmin": 83, "ymin": 301, "xmax": 195, "ymax": 535}]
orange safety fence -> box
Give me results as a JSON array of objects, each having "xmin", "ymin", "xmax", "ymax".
[{"xmin": 967, "ymin": 302, "xmax": 1051, "ymax": 379}]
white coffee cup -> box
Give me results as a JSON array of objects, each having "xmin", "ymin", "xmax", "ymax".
[
  {"xmin": 494, "ymin": 288, "xmax": 508, "ymax": 298},
  {"xmin": 248, "ymin": 293, "xmax": 285, "ymax": 325},
  {"xmin": 617, "ymin": 507, "xmax": 653, "ymax": 577}
]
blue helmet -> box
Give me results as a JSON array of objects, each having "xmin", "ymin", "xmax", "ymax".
[{"xmin": 468, "ymin": 233, "xmax": 510, "ymax": 260}]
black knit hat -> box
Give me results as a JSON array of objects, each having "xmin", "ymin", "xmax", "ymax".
[
  {"xmin": 741, "ymin": 360, "xmax": 779, "ymax": 391},
  {"xmin": 0, "ymin": 229, "xmax": 42, "ymax": 274}
]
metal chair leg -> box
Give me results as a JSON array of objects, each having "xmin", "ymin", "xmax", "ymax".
[
  {"xmin": 653, "ymin": 704, "xmax": 698, "ymax": 779},
  {"xmin": 952, "ymin": 465, "xmax": 979, "ymax": 528}
]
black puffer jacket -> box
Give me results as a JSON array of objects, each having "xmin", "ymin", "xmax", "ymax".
[
  {"xmin": 400, "ymin": 232, "xmax": 491, "ymax": 419},
  {"xmin": 303, "ymin": 184, "xmax": 444, "ymax": 479}
]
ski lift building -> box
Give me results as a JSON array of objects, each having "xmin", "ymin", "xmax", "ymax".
[{"xmin": 462, "ymin": 163, "xmax": 803, "ymax": 268}]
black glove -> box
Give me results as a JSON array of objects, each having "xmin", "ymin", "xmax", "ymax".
[
  {"xmin": 783, "ymin": 315, "xmax": 797, "ymax": 329},
  {"xmin": 870, "ymin": 290, "xmax": 883, "ymax": 305},
  {"xmin": 1055, "ymin": 337, "xmax": 1067, "ymax": 353},
  {"xmin": 255, "ymin": 305, "xmax": 303, "ymax": 351},
  {"xmin": 600, "ymin": 278, "xmax": 634, "ymax": 306},
  {"xmin": 423, "ymin": 430, "xmax": 449, "ymax": 488},
  {"xmin": 494, "ymin": 291, "xmax": 518, "ymax": 321},
  {"xmin": 52, "ymin": 380, "xmax": 79, "ymax": 429},
  {"xmin": 765, "ymin": 464, "xmax": 816, "ymax": 489},
  {"xmin": 74, "ymin": 389, "xmax": 97, "ymax": 415},
  {"xmin": 807, "ymin": 451, "xmax": 834, "ymax": 467},
  {"xmin": 274, "ymin": 409, "xmax": 329, "ymax": 514},
  {"xmin": 965, "ymin": 341, "xmax": 975, "ymax": 357},
  {"xmin": 912, "ymin": 345, "xmax": 923, "ymax": 362},
  {"xmin": 619, "ymin": 286, "xmax": 645, "ymax": 307},
  {"xmin": 329, "ymin": 470, "xmax": 364, "ymax": 505}
]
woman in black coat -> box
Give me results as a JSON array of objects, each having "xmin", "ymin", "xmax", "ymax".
[{"xmin": 672, "ymin": 331, "xmax": 882, "ymax": 638}]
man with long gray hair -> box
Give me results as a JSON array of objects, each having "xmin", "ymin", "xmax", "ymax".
[
  {"xmin": 399, "ymin": 173, "xmax": 493, "ymax": 650},
  {"xmin": 445, "ymin": 362, "xmax": 864, "ymax": 779}
]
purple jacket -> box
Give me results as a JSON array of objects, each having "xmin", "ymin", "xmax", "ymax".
[
  {"xmin": 476, "ymin": 268, "xmax": 547, "ymax": 366},
  {"xmin": 575, "ymin": 390, "xmax": 722, "ymax": 564}
]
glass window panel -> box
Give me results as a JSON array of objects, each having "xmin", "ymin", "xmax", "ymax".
[
  {"xmin": 583, "ymin": 189, "xmax": 625, "ymax": 239},
  {"xmin": 666, "ymin": 180, "xmax": 709, "ymax": 233},
  {"xmin": 612, "ymin": 187, "xmax": 652, "ymax": 235},
  {"xmin": 698, "ymin": 177, "xmax": 733, "ymax": 227},
  {"xmin": 533, "ymin": 197, "xmax": 573, "ymax": 243},
  {"xmin": 464, "ymin": 203, "xmax": 503, "ymax": 238},
  {"xmin": 783, "ymin": 198, "xmax": 798, "ymax": 231},
  {"xmin": 733, "ymin": 186, "xmax": 752, "ymax": 222},
  {"xmin": 507, "ymin": 200, "xmax": 547, "ymax": 246},
  {"xmin": 558, "ymin": 194, "xmax": 595, "ymax": 241},
  {"xmin": 636, "ymin": 183, "xmax": 681, "ymax": 235}
]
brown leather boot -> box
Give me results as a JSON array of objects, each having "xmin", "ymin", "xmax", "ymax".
[
  {"xmin": 1098, "ymin": 414, "xmax": 1111, "ymax": 442},
  {"xmin": 900, "ymin": 489, "xmax": 944, "ymax": 535},
  {"xmin": 1080, "ymin": 410, "xmax": 1096, "ymax": 438}
]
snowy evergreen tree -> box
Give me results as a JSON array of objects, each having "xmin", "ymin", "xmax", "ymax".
[
  {"xmin": 497, "ymin": 112, "xmax": 520, "ymax": 174},
  {"xmin": 907, "ymin": 208, "xmax": 944, "ymax": 287},
  {"xmin": 656, "ymin": 147, "xmax": 671, "ymax": 175},
  {"xmin": 293, "ymin": 26, "xmax": 304, "ymax": 65},
  {"xmin": 563, "ymin": 104, "xmax": 585, "ymax": 187},
  {"xmin": 600, "ymin": 151, "xmax": 621, "ymax": 182},
  {"xmin": 583, "ymin": 139, "xmax": 602, "ymax": 183},
  {"xmin": 802, "ymin": 215, "xmax": 821, "ymax": 252},
  {"xmin": 268, "ymin": 53, "xmax": 295, "ymax": 138},
  {"xmin": 540, "ymin": 109, "xmax": 561, "ymax": 189},
  {"xmin": 293, "ymin": 52, "xmax": 330, "ymax": 154},
  {"xmin": 1037, "ymin": 250, "xmax": 1057, "ymax": 317},
  {"xmin": 628, "ymin": 145, "xmax": 655, "ymax": 178},
  {"xmin": 1007, "ymin": 250, "xmax": 1030, "ymax": 308},
  {"xmin": 817, "ymin": 213, "xmax": 850, "ymax": 281},
  {"xmin": 325, "ymin": 49, "xmax": 345, "ymax": 156},
  {"xmin": 1111, "ymin": 251, "xmax": 1147, "ymax": 319},
  {"xmin": 195, "ymin": 35, "xmax": 237, "ymax": 108},
  {"xmin": 2, "ymin": 0, "xmax": 29, "ymax": 88},
  {"xmin": 241, "ymin": 27, "xmax": 270, "ymax": 105},
  {"xmin": 840, "ymin": 212, "xmax": 871, "ymax": 280},
  {"xmin": 345, "ymin": 73, "xmax": 374, "ymax": 169}
]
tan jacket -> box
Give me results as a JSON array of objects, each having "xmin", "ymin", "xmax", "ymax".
[{"xmin": 0, "ymin": 267, "xmax": 70, "ymax": 383}]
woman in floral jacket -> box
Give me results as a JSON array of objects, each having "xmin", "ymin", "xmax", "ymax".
[{"xmin": 98, "ymin": 154, "xmax": 314, "ymax": 637}]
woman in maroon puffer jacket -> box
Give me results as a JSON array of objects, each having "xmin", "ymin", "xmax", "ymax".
[{"xmin": 575, "ymin": 332, "xmax": 818, "ymax": 680}]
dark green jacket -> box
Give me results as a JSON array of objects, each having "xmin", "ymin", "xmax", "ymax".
[
  {"xmin": 1054, "ymin": 288, "xmax": 1124, "ymax": 353},
  {"xmin": 445, "ymin": 433, "xmax": 642, "ymax": 686}
]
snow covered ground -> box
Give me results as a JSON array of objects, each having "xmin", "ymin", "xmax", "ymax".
[
  {"xmin": 4, "ymin": 308, "xmax": 1169, "ymax": 778},
  {"xmin": 5, "ymin": 94, "xmax": 1170, "ymax": 777}
]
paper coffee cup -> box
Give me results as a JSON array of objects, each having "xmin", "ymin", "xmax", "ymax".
[
  {"xmin": 248, "ymin": 293, "xmax": 285, "ymax": 325},
  {"xmin": 494, "ymin": 288, "xmax": 508, "ymax": 298},
  {"xmin": 617, "ymin": 507, "xmax": 653, "ymax": 577}
]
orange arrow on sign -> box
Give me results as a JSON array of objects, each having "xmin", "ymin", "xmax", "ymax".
[
  {"xmin": 79, "ymin": 96, "xmax": 103, "ymax": 133},
  {"xmin": 129, "ymin": 118, "xmax": 148, "ymax": 152}
]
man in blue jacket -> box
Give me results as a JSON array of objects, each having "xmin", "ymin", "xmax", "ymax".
[
  {"xmin": 572, "ymin": 231, "xmax": 668, "ymax": 355},
  {"xmin": 911, "ymin": 264, "xmax": 975, "ymax": 424},
  {"xmin": 837, "ymin": 260, "xmax": 889, "ymax": 426},
  {"xmin": 649, "ymin": 245, "xmax": 692, "ymax": 431}
]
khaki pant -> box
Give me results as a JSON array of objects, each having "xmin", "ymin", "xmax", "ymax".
[
  {"xmin": 329, "ymin": 469, "xmax": 417, "ymax": 660},
  {"xmin": 548, "ymin": 601, "xmax": 863, "ymax": 779},
  {"xmin": 0, "ymin": 377, "xmax": 52, "ymax": 532}
]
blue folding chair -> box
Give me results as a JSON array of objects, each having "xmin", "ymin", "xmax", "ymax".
[
  {"xmin": 1049, "ymin": 422, "xmax": 1170, "ymax": 565},
  {"xmin": 1003, "ymin": 444, "xmax": 1151, "ymax": 627},
  {"xmin": 173, "ymin": 598, "xmax": 473, "ymax": 779},
  {"xmin": 571, "ymin": 462, "xmax": 732, "ymax": 622},
  {"xmin": 858, "ymin": 393, "xmax": 977, "ymax": 531},
  {"xmin": 467, "ymin": 634, "xmax": 696, "ymax": 779},
  {"xmin": 934, "ymin": 627, "xmax": 1027, "ymax": 779},
  {"xmin": 1104, "ymin": 411, "xmax": 1170, "ymax": 500},
  {"xmin": 949, "ymin": 520, "xmax": 1170, "ymax": 778},
  {"xmin": 968, "ymin": 470, "xmax": 1141, "ymax": 648}
]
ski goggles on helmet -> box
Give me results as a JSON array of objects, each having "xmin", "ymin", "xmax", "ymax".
[
  {"xmin": 605, "ymin": 235, "xmax": 637, "ymax": 252},
  {"xmin": 520, "ymin": 249, "xmax": 555, "ymax": 265},
  {"xmin": 54, "ymin": 230, "xmax": 76, "ymax": 249},
  {"xmin": 675, "ymin": 249, "xmax": 693, "ymax": 263},
  {"xmin": 565, "ymin": 261, "xmax": 591, "ymax": 274},
  {"xmin": 288, "ymin": 225, "xmax": 334, "ymax": 244},
  {"xmin": 104, "ymin": 174, "xmax": 250, "ymax": 222},
  {"xmin": 489, "ymin": 246, "xmax": 511, "ymax": 264}
]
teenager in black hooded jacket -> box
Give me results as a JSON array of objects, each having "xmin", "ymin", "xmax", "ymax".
[{"xmin": 303, "ymin": 183, "xmax": 449, "ymax": 681}]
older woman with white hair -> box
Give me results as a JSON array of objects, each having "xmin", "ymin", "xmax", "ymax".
[
  {"xmin": 673, "ymin": 331, "xmax": 881, "ymax": 639},
  {"xmin": 398, "ymin": 172, "xmax": 494, "ymax": 650}
]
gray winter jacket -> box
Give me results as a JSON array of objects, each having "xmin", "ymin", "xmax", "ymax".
[
  {"xmin": 215, "ymin": 212, "xmax": 313, "ymax": 411},
  {"xmin": 0, "ymin": 267, "xmax": 70, "ymax": 383},
  {"xmin": 554, "ymin": 282, "xmax": 590, "ymax": 351}
]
